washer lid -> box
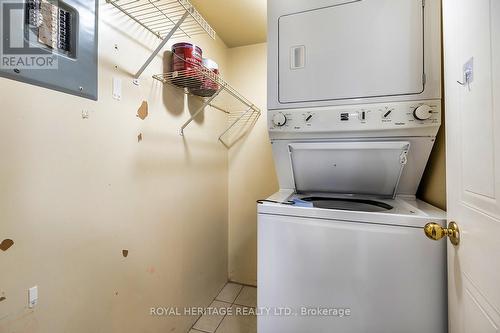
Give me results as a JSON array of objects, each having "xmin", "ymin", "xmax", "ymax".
[{"xmin": 288, "ymin": 141, "xmax": 411, "ymax": 198}]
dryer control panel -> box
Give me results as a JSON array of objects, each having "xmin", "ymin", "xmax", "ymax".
[{"xmin": 269, "ymin": 100, "xmax": 441, "ymax": 133}]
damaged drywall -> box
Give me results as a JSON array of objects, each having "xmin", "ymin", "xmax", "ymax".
[
  {"xmin": 137, "ymin": 101, "xmax": 148, "ymax": 120},
  {"xmin": 0, "ymin": 239, "xmax": 14, "ymax": 251}
]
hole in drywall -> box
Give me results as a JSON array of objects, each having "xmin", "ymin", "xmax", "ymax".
[
  {"xmin": 0, "ymin": 297, "xmax": 6, "ymax": 302},
  {"xmin": 137, "ymin": 101, "xmax": 149, "ymax": 120},
  {"xmin": 137, "ymin": 133, "xmax": 143, "ymax": 142},
  {"xmin": 0, "ymin": 239, "xmax": 14, "ymax": 251},
  {"xmin": 122, "ymin": 250, "xmax": 129, "ymax": 258}
]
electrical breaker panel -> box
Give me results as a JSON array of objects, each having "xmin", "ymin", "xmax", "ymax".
[
  {"xmin": 25, "ymin": 0, "xmax": 75, "ymax": 55},
  {"xmin": 0, "ymin": 0, "xmax": 98, "ymax": 100}
]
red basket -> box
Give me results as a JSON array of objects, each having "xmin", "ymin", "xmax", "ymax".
[{"xmin": 171, "ymin": 42, "xmax": 203, "ymax": 88}]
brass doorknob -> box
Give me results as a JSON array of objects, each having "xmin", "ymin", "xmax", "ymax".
[{"xmin": 424, "ymin": 222, "xmax": 460, "ymax": 246}]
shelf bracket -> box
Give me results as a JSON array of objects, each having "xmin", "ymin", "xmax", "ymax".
[
  {"xmin": 180, "ymin": 88, "xmax": 223, "ymax": 136},
  {"xmin": 208, "ymin": 104, "xmax": 230, "ymax": 114},
  {"xmin": 218, "ymin": 106, "xmax": 254, "ymax": 141},
  {"xmin": 134, "ymin": 10, "xmax": 191, "ymax": 79}
]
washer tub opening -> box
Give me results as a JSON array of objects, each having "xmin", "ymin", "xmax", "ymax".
[{"xmin": 301, "ymin": 197, "xmax": 394, "ymax": 212}]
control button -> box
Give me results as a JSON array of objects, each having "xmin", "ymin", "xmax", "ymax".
[
  {"xmin": 305, "ymin": 114, "xmax": 313, "ymax": 122},
  {"xmin": 413, "ymin": 105, "xmax": 433, "ymax": 121},
  {"xmin": 272, "ymin": 112, "xmax": 287, "ymax": 127},
  {"xmin": 340, "ymin": 113, "xmax": 349, "ymax": 121},
  {"xmin": 359, "ymin": 111, "xmax": 366, "ymax": 121},
  {"xmin": 383, "ymin": 109, "xmax": 393, "ymax": 118}
]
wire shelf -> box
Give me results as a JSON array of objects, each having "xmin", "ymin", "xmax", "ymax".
[
  {"xmin": 106, "ymin": 0, "xmax": 216, "ymax": 77},
  {"xmin": 106, "ymin": 0, "xmax": 215, "ymax": 40},
  {"xmin": 153, "ymin": 59, "xmax": 261, "ymax": 147}
]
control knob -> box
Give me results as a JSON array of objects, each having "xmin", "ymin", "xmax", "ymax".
[
  {"xmin": 272, "ymin": 112, "xmax": 287, "ymax": 127},
  {"xmin": 413, "ymin": 105, "xmax": 433, "ymax": 121}
]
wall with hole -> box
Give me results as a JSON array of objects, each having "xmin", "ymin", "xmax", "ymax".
[{"xmin": 0, "ymin": 2, "xmax": 230, "ymax": 332}]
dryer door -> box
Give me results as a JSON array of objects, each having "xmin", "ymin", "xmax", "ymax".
[{"xmin": 278, "ymin": 0, "xmax": 424, "ymax": 104}]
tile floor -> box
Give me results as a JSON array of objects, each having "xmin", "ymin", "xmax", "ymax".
[{"xmin": 189, "ymin": 282, "xmax": 257, "ymax": 333}]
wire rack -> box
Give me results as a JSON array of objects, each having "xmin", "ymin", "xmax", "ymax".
[
  {"xmin": 153, "ymin": 58, "xmax": 261, "ymax": 147},
  {"xmin": 106, "ymin": 0, "xmax": 215, "ymax": 39},
  {"xmin": 106, "ymin": 0, "xmax": 216, "ymax": 77}
]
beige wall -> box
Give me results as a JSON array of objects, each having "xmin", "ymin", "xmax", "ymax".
[
  {"xmin": 0, "ymin": 2, "xmax": 229, "ymax": 332},
  {"xmin": 225, "ymin": 43, "xmax": 447, "ymax": 285},
  {"xmin": 226, "ymin": 43, "xmax": 279, "ymax": 286},
  {"xmin": 417, "ymin": 110, "xmax": 447, "ymax": 210}
]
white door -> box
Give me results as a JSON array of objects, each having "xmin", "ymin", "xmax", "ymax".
[{"xmin": 443, "ymin": 0, "xmax": 500, "ymax": 332}]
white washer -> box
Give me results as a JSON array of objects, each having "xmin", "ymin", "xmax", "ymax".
[
  {"xmin": 261, "ymin": 1, "xmax": 446, "ymax": 331},
  {"xmin": 258, "ymin": 191, "xmax": 446, "ymax": 333},
  {"xmin": 258, "ymin": 101, "xmax": 447, "ymax": 333}
]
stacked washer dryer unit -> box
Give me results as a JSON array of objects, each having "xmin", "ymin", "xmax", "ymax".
[{"xmin": 258, "ymin": 0, "xmax": 447, "ymax": 333}]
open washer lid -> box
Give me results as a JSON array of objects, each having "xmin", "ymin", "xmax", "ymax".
[{"xmin": 288, "ymin": 141, "xmax": 410, "ymax": 198}]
